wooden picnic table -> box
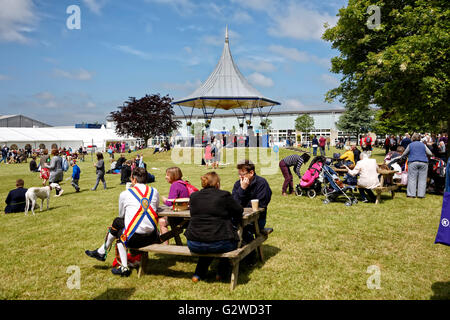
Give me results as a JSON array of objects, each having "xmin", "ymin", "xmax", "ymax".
[
  {"xmin": 373, "ymin": 169, "xmax": 399, "ymax": 204},
  {"xmin": 136, "ymin": 206, "xmax": 270, "ymax": 290},
  {"xmin": 156, "ymin": 205, "xmax": 263, "ymax": 248},
  {"xmin": 330, "ymin": 167, "xmax": 398, "ymax": 204}
]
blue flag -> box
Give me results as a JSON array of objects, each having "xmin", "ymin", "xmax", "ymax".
[{"xmin": 435, "ymin": 192, "xmax": 450, "ymax": 246}]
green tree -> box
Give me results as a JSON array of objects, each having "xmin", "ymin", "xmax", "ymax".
[
  {"xmin": 295, "ymin": 114, "xmax": 315, "ymax": 134},
  {"xmin": 336, "ymin": 103, "xmax": 376, "ymax": 140},
  {"xmin": 323, "ymin": 0, "xmax": 449, "ymax": 137}
]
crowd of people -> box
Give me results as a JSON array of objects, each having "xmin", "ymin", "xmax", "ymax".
[{"xmin": 3, "ymin": 131, "xmax": 448, "ymax": 283}]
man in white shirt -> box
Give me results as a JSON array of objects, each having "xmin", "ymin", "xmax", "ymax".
[{"xmin": 85, "ymin": 167, "xmax": 160, "ymax": 277}]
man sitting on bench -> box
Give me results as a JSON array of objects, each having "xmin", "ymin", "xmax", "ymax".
[
  {"xmin": 232, "ymin": 160, "xmax": 273, "ymax": 262},
  {"xmin": 85, "ymin": 167, "xmax": 160, "ymax": 277}
]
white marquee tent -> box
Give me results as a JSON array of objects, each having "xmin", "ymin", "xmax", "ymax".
[{"xmin": 0, "ymin": 126, "xmax": 137, "ymax": 151}]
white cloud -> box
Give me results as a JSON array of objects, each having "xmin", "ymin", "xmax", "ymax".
[
  {"xmin": 268, "ymin": 3, "xmax": 338, "ymax": 41},
  {"xmin": 239, "ymin": 59, "xmax": 276, "ymax": 73},
  {"xmin": 320, "ymin": 74, "xmax": 340, "ymax": 87},
  {"xmin": 162, "ymin": 80, "xmax": 202, "ymax": 94},
  {"xmin": 269, "ymin": 45, "xmax": 331, "ymax": 68},
  {"xmin": 230, "ymin": 0, "xmax": 275, "ymax": 11},
  {"xmin": 247, "ymin": 72, "xmax": 274, "ymax": 87},
  {"xmin": 284, "ymin": 98, "xmax": 304, "ymax": 109},
  {"xmin": 268, "ymin": 45, "xmax": 309, "ymax": 62},
  {"xmin": 232, "ymin": 11, "xmax": 253, "ymax": 24},
  {"xmin": 113, "ymin": 45, "xmax": 152, "ymax": 60},
  {"xmin": 0, "ymin": 0, "xmax": 37, "ymax": 43},
  {"xmin": 82, "ymin": 0, "xmax": 108, "ymax": 15},
  {"xmin": 86, "ymin": 101, "xmax": 96, "ymax": 108},
  {"xmin": 34, "ymin": 91, "xmax": 55, "ymax": 100},
  {"xmin": 53, "ymin": 68, "xmax": 94, "ymax": 81},
  {"xmin": 145, "ymin": 0, "xmax": 196, "ymax": 16}
]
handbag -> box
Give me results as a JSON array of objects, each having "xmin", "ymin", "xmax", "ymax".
[{"xmin": 434, "ymin": 192, "xmax": 450, "ymax": 246}]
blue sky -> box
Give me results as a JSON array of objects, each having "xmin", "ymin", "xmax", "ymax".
[{"xmin": 0, "ymin": 0, "xmax": 347, "ymax": 126}]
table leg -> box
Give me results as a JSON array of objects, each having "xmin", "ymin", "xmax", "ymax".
[
  {"xmin": 254, "ymin": 222, "xmax": 264, "ymax": 262},
  {"xmin": 138, "ymin": 252, "xmax": 148, "ymax": 278},
  {"xmin": 230, "ymin": 259, "xmax": 240, "ymax": 290}
]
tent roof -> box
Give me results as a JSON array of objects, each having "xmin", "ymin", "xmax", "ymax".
[
  {"xmin": 0, "ymin": 127, "xmax": 135, "ymax": 143},
  {"xmin": 173, "ymin": 26, "xmax": 280, "ymax": 110}
]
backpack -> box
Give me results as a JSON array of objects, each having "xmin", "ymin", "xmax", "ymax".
[
  {"xmin": 365, "ymin": 136, "xmax": 372, "ymax": 145},
  {"xmin": 62, "ymin": 157, "xmax": 69, "ymax": 172},
  {"xmin": 177, "ymin": 180, "xmax": 199, "ymax": 195}
]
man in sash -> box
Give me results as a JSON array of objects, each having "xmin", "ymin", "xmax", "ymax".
[{"xmin": 85, "ymin": 167, "xmax": 160, "ymax": 276}]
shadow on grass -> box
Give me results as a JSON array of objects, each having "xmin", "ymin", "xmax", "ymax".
[
  {"xmin": 93, "ymin": 287, "xmax": 136, "ymax": 300},
  {"xmin": 430, "ymin": 282, "xmax": 450, "ymax": 300},
  {"xmin": 141, "ymin": 244, "xmax": 281, "ymax": 286},
  {"xmin": 236, "ymin": 244, "xmax": 281, "ymax": 286},
  {"xmin": 142, "ymin": 255, "xmax": 194, "ymax": 279}
]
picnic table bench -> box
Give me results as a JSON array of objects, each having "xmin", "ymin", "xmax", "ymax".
[{"xmin": 136, "ymin": 206, "xmax": 272, "ymax": 290}]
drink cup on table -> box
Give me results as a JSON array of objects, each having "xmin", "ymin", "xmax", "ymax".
[{"xmin": 251, "ymin": 199, "xmax": 259, "ymax": 211}]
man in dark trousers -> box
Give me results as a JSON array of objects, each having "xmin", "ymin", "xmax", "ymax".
[
  {"xmin": 232, "ymin": 160, "xmax": 273, "ymax": 264},
  {"xmin": 5, "ymin": 179, "xmax": 28, "ymax": 214}
]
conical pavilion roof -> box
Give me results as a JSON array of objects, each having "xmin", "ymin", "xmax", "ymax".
[{"xmin": 173, "ymin": 27, "xmax": 280, "ymax": 110}]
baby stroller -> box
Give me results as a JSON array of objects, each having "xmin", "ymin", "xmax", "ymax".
[
  {"xmin": 428, "ymin": 157, "xmax": 446, "ymax": 194},
  {"xmin": 321, "ymin": 163, "xmax": 358, "ymax": 206},
  {"xmin": 295, "ymin": 156, "xmax": 326, "ymax": 198}
]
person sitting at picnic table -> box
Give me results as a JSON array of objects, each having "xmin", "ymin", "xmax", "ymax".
[
  {"xmin": 351, "ymin": 143, "xmax": 361, "ymax": 164},
  {"xmin": 85, "ymin": 167, "xmax": 160, "ymax": 277},
  {"xmin": 185, "ymin": 172, "xmax": 243, "ymax": 283},
  {"xmin": 402, "ymin": 133, "xmax": 433, "ymax": 198},
  {"xmin": 339, "ymin": 146, "xmax": 355, "ymax": 166},
  {"xmin": 279, "ymin": 153, "xmax": 311, "ymax": 196},
  {"xmin": 4, "ymin": 179, "xmax": 28, "ymax": 214},
  {"xmin": 232, "ymin": 160, "xmax": 272, "ymax": 263},
  {"xmin": 343, "ymin": 152, "xmax": 380, "ymax": 203},
  {"xmin": 159, "ymin": 167, "xmax": 190, "ymax": 245}
]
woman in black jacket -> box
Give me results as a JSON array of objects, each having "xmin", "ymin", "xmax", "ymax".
[{"xmin": 185, "ymin": 172, "xmax": 243, "ymax": 282}]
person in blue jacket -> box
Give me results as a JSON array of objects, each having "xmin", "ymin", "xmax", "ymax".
[
  {"xmin": 71, "ymin": 160, "xmax": 81, "ymax": 192},
  {"xmin": 402, "ymin": 133, "xmax": 433, "ymax": 198},
  {"xmin": 5, "ymin": 179, "xmax": 28, "ymax": 213}
]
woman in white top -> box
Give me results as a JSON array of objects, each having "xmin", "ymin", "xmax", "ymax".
[{"xmin": 344, "ymin": 152, "xmax": 380, "ymax": 203}]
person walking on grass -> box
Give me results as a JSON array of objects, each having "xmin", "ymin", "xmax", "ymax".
[
  {"xmin": 71, "ymin": 160, "xmax": 81, "ymax": 192},
  {"xmin": 92, "ymin": 152, "xmax": 107, "ymax": 191}
]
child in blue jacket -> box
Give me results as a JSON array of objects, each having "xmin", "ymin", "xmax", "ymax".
[{"xmin": 71, "ymin": 160, "xmax": 81, "ymax": 192}]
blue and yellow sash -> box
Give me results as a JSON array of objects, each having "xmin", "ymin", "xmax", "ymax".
[{"xmin": 120, "ymin": 185, "xmax": 158, "ymax": 246}]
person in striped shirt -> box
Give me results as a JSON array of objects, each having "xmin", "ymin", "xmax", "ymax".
[{"xmin": 279, "ymin": 153, "xmax": 311, "ymax": 196}]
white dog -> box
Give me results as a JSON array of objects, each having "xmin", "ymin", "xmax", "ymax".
[{"xmin": 25, "ymin": 183, "xmax": 62, "ymax": 215}]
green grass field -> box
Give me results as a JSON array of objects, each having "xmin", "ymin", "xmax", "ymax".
[{"xmin": 0, "ymin": 147, "xmax": 448, "ymax": 300}]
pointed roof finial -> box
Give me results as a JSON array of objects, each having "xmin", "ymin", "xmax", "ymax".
[{"xmin": 225, "ymin": 25, "xmax": 229, "ymax": 43}]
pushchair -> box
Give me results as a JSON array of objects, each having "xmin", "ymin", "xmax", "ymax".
[
  {"xmin": 295, "ymin": 156, "xmax": 326, "ymax": 198},
  {"xmin": 427, "ymin": 157, "xmax": 446, "ymax": 194},
  {"xmin": 321, "ymin": 163, "xmax": 358, "ymax": 206}
]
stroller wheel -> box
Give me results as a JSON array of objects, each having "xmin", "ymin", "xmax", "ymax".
[
  {"xmin": 323, "ymin": 199, "xmax": 330, "ymax": 204},
  {"xmin": 321, "ymin": 186, "xmax": 328, "ymax": 196},
  {"xmin": 345, "ymin": 201, "xmax": 352, "ymax": 207},
  {"xmin": 352, "ymin": 198, "xmax": 358, "ymax": 205},
  {"xmin": 307, "ymin": 189, "xmax": 316, "ymax": 198},
  {"xmin": 295, "ymin": 186, "xmax": 303, "ymax": 196}
]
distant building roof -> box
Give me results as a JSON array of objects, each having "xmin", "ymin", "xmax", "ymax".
[{"xmin": 0, "ymin": 115, "xmax": 51, "ymax": 128}]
